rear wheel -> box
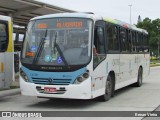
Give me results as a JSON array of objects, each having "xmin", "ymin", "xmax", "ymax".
[
  {"xmin": 101, "ymin": 75, "xmax": 113, "ymax": 101},
  {"xmin": 135, "ymin": 68, "xmax": 143, "ymax": 87}
]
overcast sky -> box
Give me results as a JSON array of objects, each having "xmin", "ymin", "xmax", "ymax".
[{"xmin": 37, "ymin": 0, "xmax": 160, "ymax": 24}]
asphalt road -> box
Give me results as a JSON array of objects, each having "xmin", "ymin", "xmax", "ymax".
[{"xmin": 0, "ymin": 67, "xmax": 160, "ymax": 120}]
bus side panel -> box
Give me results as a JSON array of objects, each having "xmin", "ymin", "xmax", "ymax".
[
  {"xmin": 92, "ymin": 54, "xmax": 120, "ymax": 98},
  {"xmin": 92, "ymin": 60, "xmax": 107, "ymax": 98},
  {"xmin": 138, "ymin": 53, "xmax": 150, "ymax": 78},
  {"xmin": 4, "ymin": 52, "xmax": 14, "ymax": 87},
  {"xmin": 144, "ymin": 54, "xmax": 150, "ymax": 77},
  {"xmin": 0, "ymin": 53, "xmax": 5, "ymax": 88},
  {"xmin": 107, "ymin": 54, "xmax": 120, "ymax": 84},
  {"xmin": 119, "ymin": 54, "xmax": 130, "ymax": 83}
]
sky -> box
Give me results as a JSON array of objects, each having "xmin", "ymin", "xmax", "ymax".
[{"xmin": 36, "ymin": 0, "xmax": 160, "ymax": 25}]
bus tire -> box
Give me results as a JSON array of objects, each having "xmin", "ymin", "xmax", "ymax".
[
  {"xmin": 101, "ymin": 75, "xmax": 113, "ymax": 101},
  {"xmin": 135, "ymin": 68, "xmax": 143, "ymax": 87}
]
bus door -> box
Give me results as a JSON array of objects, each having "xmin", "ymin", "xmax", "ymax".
[{"xmin": 92, "ymin": 21, "xmax": 106, "ymax": 97}]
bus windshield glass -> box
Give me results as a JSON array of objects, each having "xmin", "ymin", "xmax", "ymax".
[{"xmin": 22, "ymin": 18, "xmax": 92, "ymax": 66}]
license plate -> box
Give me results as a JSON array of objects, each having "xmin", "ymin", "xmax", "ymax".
[{"xmin": 44, "ymin": 87, "xmax": 56, "ymax": 93}]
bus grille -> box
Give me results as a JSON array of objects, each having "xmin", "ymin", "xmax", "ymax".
[{"xmin": 32, "ymin": 77, "xmax": 72, "ymax": 85}]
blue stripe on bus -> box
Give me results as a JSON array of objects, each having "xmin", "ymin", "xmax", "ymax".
[{"xmin": 21, "ymin": 66, "xmax": 86, "ymax": 85}]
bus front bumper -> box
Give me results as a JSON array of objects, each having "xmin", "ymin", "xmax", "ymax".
[{"xmin": 20, "ymin": 76, "xmax": 92, "ymax": 99}]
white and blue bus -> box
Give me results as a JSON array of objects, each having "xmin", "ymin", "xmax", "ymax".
[{"xmin": 20, "ymin": 13, "xmax": 149, "ymax": 101}]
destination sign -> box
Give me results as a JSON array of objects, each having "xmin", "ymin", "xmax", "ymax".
[
  {"xmin": 56, "ymin": 21, "xmax": 83, "ymax": 28},
  {"xmin": 35, "ymin": 18, "xmax": 89, "ymax": 29},
  {"xmin": 37, "ymin": 23, "xmax": 47, "ymax": 29}
]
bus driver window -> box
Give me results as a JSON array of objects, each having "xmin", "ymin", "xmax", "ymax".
[
  {"xmin": 93, "ymin": 45, "xmax": 98, "ymax": 55},
  {"xmin": 93, "ymin": 26, "xmax": 105, "ymax": 68}
]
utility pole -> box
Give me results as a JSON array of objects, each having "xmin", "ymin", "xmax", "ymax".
[
  {"xmin": 158, "ymin": 26, "xmax": 160, "ymax": 58},
  {"xmin": 128, "ymin": 4, "xmax": 132, "ymax": 25},
  {"xmin": 158, "ymin": 40, "xmax": 159, "ymax": 58}
]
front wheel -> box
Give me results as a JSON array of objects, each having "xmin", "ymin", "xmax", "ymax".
[{"xmin": 101, "ymin": 75, "xmax": 113, "ymax": 101}]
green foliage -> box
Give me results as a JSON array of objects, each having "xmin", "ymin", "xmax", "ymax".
[{"xmin": 136, "ymin": 18, "xmax": 160, "ymax": 55}]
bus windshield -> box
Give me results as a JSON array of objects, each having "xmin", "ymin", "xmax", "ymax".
[{"xmin": 22, "ymin": 18, "xmax": 92, "ymax": 67}]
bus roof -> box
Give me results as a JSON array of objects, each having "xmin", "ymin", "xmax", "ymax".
[
  {"xmin": 31, "ymin": 12, "xmax": 102, "ymax": 21},
  {"xmin": 31, "ymin": 12, "xmax": 148, "ymax": 34}
]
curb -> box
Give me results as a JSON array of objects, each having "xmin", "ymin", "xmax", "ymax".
[{"xmin": 0, "ymin": 88, "xmax": 21, "ymax": 98}]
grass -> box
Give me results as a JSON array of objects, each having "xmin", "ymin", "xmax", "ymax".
[
  {"xmin": 10, "ymin": 86, "xmax": 19, "ymax": 89},
  {"xmin": 150, "ymin": 64, "xmax": 160, "ymax": 67},
  {"xmin": 0, "ymin": 88, "xmax": 10, "ymax": 91},
  {"xmin": 150, "ymin": 60, "xmax": 160, "ymax": 67},
  {"xmin": 0, "ymin": 86, "xmax": 19, "ymax": 91}
]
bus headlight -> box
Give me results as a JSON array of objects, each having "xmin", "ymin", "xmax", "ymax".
[
  {"xmin": 74, "ymin": 71, "xmax": 89, "ymax": 84},
  {"xmin": 83, "ymin": 72, "xmax": 89, "ymax": 78},
  {"xmin": 77, "ymin": 76, "xmax": 83, "ymax": 83},
  {"xmin": 20, "ymin": 68, "xmax": 29, "ymax": 82}
]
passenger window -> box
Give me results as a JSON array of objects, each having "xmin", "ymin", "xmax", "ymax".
[
  {"xmin": 137, "ymin": 33, "xmax": 143, "ymax": 52},
  {"xmin": 131, "ymin": 31, "xmax": 136, "ymax": 52},
  {"xmin": 143, "ymin": 34, "xmax": 149, "ymax": 53},
  {"xmin": 107, "ymin": 24, "xmax": 119, "ymax": 52},
  {"xmin": 120, "ymin": 28, "xmax": 129, "ymax": 52},
  {"xmin": 0, "ymin": 22, "xmax": 8, "ymax": 51},
  {"xmin": 128, "ymin": 30, "xmax": 132, "ymax": 52}
]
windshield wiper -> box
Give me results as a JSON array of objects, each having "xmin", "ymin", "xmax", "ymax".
[
  {"xmin": 33, "ymin": 29, "xmax": 48, "ymax": 64},
  {"xmin": 54, "ymin": 32, "xmax": 69, "ymax": 66}
]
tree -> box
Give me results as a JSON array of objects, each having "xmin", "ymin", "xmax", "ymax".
[{"xmin": 136, "ymin": 18, "xmax": 160, "ymax": 56}]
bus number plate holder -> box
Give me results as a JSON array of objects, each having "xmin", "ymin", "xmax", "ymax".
[{"xmin": 44, "ymin": 87, "xmax": 56, "ymax": 93}]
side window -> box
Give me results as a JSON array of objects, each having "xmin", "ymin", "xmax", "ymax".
[
  {"xmin": 94, "ymin": 26, "xmax": 105, "ymax": 54},
  {"xmin": 120, "ymin": 28, "xmax": 129, "ymax": 52},
  {"xmin": 143, "ymin": 34, "xmax": 149, "ymax": 53},
  {"xmin": 131, "ymin": 31, "xmax": 136, "ymax": 52},
  {"xmin": 93, "ymin": 22, "xmax": 106, "ymax": 69},
  {"xmin": 128, "ymin": 30, "xmax": 132, "ymax": 52},
  {"xmin": 0, "ymin": 22, "xmax": 8, "ymax": 52},
  {"xmin": 137, "ymin": 32, "xmax": 143, "ymax": 52},
  {"xmin": 107, "ymin": 24, "xmax": 119, "ymax": 52},
  {"xmin": 141, "ymin": 33, "xmax": 144, "ymax": 52}
]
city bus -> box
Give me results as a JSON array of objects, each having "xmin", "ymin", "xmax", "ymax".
[
  {"xmin": 20, "ymin": 13, "xmax": 150, "ymax": 101},
  {"xmin": 0, "ymin": 15, "xmax": 14, "ymax": 89}
]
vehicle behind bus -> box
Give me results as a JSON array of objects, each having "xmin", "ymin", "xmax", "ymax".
[
  {"xmin": 0, "ymin": 15, "xmax": 14, "ymax": 89},
  {"xmin": 20, "ymin": 13, "xmax": 149, "ymax": 101}
]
